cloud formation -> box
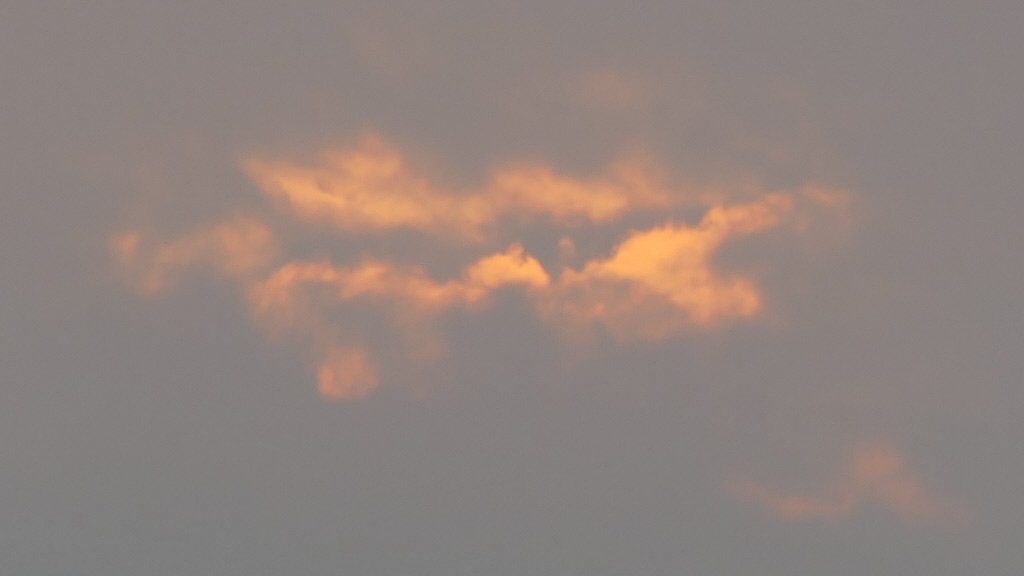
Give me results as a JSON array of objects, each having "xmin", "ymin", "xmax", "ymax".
[
  {"xmin": 539, "ymin": 194, "xmax": 793, "ymax": 340},
  {"xmin": 114, "ymin": 134, "xmax": 849, "ymax": 399},
  {"xmin": 243, "ymin": 134, "xmax": 674, "ymax": 241},
  {"xmin": 316, "ymin": 345, "xmax": 379, "ymax": 401},
  {"xmin": 111, "ymin": 215, "xmax": 277, "ymax": 297},
  {"xmin": 249, "ymin": 243, "xmax": 549, "ymax": 323},
  {"xmin": 246, "ymin": 244, "xmax": 550, "ymax": 398},
  {"xmin": 729, "ymin": 443, "xmax": 967, "ymax": 526}
]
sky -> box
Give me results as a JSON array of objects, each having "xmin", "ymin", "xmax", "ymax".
[{"xmin": 3, "ymin": 1, "xmax": 1023, "ymax": 574}]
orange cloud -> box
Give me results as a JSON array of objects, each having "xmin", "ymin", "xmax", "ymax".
[
  {"xmin": 245, "ymin": 243, "xmax": 549, "ymax": 399},
  {"xmin": 113, "ymin": 133, "xmax": 852, "ymax": 400},
  {"xmin": 111, "ymin": 215, "xmax": 277, "ymax": 297},
  {"xmin": 539, "ymin": 193, "xmax": 793, "ymax": 340},
  {"xmin": 317, "ymin": 345, "xmax": 379, "ymax": 400},
  {"xmin": 729, "ymin": 443, "xmax": 967, "ymax": 526},
  {"xmin": 243, "ymin": 134, "xmax": 674, "ymax": 241},
  {"xmin": 241, "ymin": 192, "xmax": 807, "ymax": 386},
  {"xmin": 111, "ymin": 191, "xmax": 842, "ymax": 398},
  {"xmin": 248, "ymin": 242, "xmax": 548, "ymax": 323}
]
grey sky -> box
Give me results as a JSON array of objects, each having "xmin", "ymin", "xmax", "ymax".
[{"xmin": 3, "ymin": 1, "xmax": 1023, "ymax": 574}]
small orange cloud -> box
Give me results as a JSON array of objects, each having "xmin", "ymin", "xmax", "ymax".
[
  {"xmin": 539, "ymin": 193, "xmax": 793, "ymax": 340},
  {"xmin": 243, "ymin": 134, "xmax": 674, "ymax": 241},
  {"xmin": 729, "ymin": 443, "xmax": 967, "ymax": 526},
  {"xmin": 463, "ymin": 243, "xmax": 552, "ymax": 293},
  {"xmin": 317, "ymin": 345, "xmax": 379, "ymax": 400},
  {"xmin": 248, "ymin": 242, "xmax": 549, "ymax": 322},
  {"xmin": 242, "ymin": 244, "xmax": 550, "ymax": 399},
  {"xmin": 111, "ymin": 215, "xmax": 277, "ymax": 297}
]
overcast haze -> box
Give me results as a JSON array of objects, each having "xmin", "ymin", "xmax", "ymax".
[{"xmin": 3, "ymin": 1, "xmax": 1024, "ymax": 574}]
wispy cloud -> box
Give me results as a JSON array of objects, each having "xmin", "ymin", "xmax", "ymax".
[
  {"xmin": 539, "ymin": 193, "xmax": 794, "ymax": 340},
  {"xmin": 729, "ymin": 442, "xmax": 969, "ymax": 527},
  {"xmin": 316, "ymin": 345, "xmax": 379, "ymax": 401},
  {"xmin": 243, "ymin": 133, "xmax": 674, "ymax": 242},
  {"xmin": 111, "ymin": 215, "xmax": 277, "ymax": 297},
  {"xmin": 114, "ymin": 134, "xmax": 849, "ymax": 399},
  {"xmin": 246, "ymin": 244, "xmax": 551, "ymax": 397}
]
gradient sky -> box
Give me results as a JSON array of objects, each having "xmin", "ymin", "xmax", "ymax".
[{"xmin": 4, "ymin": 1, "xmax": 1024, "ymax": 574}]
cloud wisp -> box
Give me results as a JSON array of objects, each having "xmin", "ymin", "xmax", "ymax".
[
  {"xmin": 246, "ymin": 244, "xmax": 550, "ymax": 398},
  {"xmin": 110, "ymin": 215, "xmax": 278, "ymax": 297},
  {"xmin": 243, "ymin": 133, "xmax": 675, "ymax": 242},
  {"xmin": 729, "ymin": 443, "xmax": 968, "ymax": 527},
  {"xmin": 539, "ymin": 193, "xmax": 794, "ymax": 340},
  {"xmin": 114, "ymin": 133, "xmax": 849, "ymax": 400}
]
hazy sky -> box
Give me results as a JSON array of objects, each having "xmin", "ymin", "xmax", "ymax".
[{"xmin": 3, "ymin": 1, "xmax": 1024, "ymax": 574}]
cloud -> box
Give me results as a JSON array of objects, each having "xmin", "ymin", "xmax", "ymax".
[
  {"xmin": 317, "ymin": 345, "xmax": 379, "ymax": 401},
  {"xmin": 114, "ymin": 133, "xmax": 850, "ymax": 400},
  {"xmin": 237, "ymin": 192, "xmax": 823, "ymax": 396},
  {"xmin": 729, "ymin": 443, "xmax": 968, "ymax": 526},
  {"xmin": 111, "ymin": 215, "xmax": 277, "ymax": 297},
  {"xmin": 243, "ymin": 134, "xmax": 674, "ymax": 242},
  {"xmin": 244, "ymin": 243, "xmax": 548, "ymax": 399},
  {"xmin": 539, "ymin": 193, "xmax": 794, "ymax": 340},
  {"xmin": 248, "ymin": 242, "xmax": 549, "ymax": 325}
]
